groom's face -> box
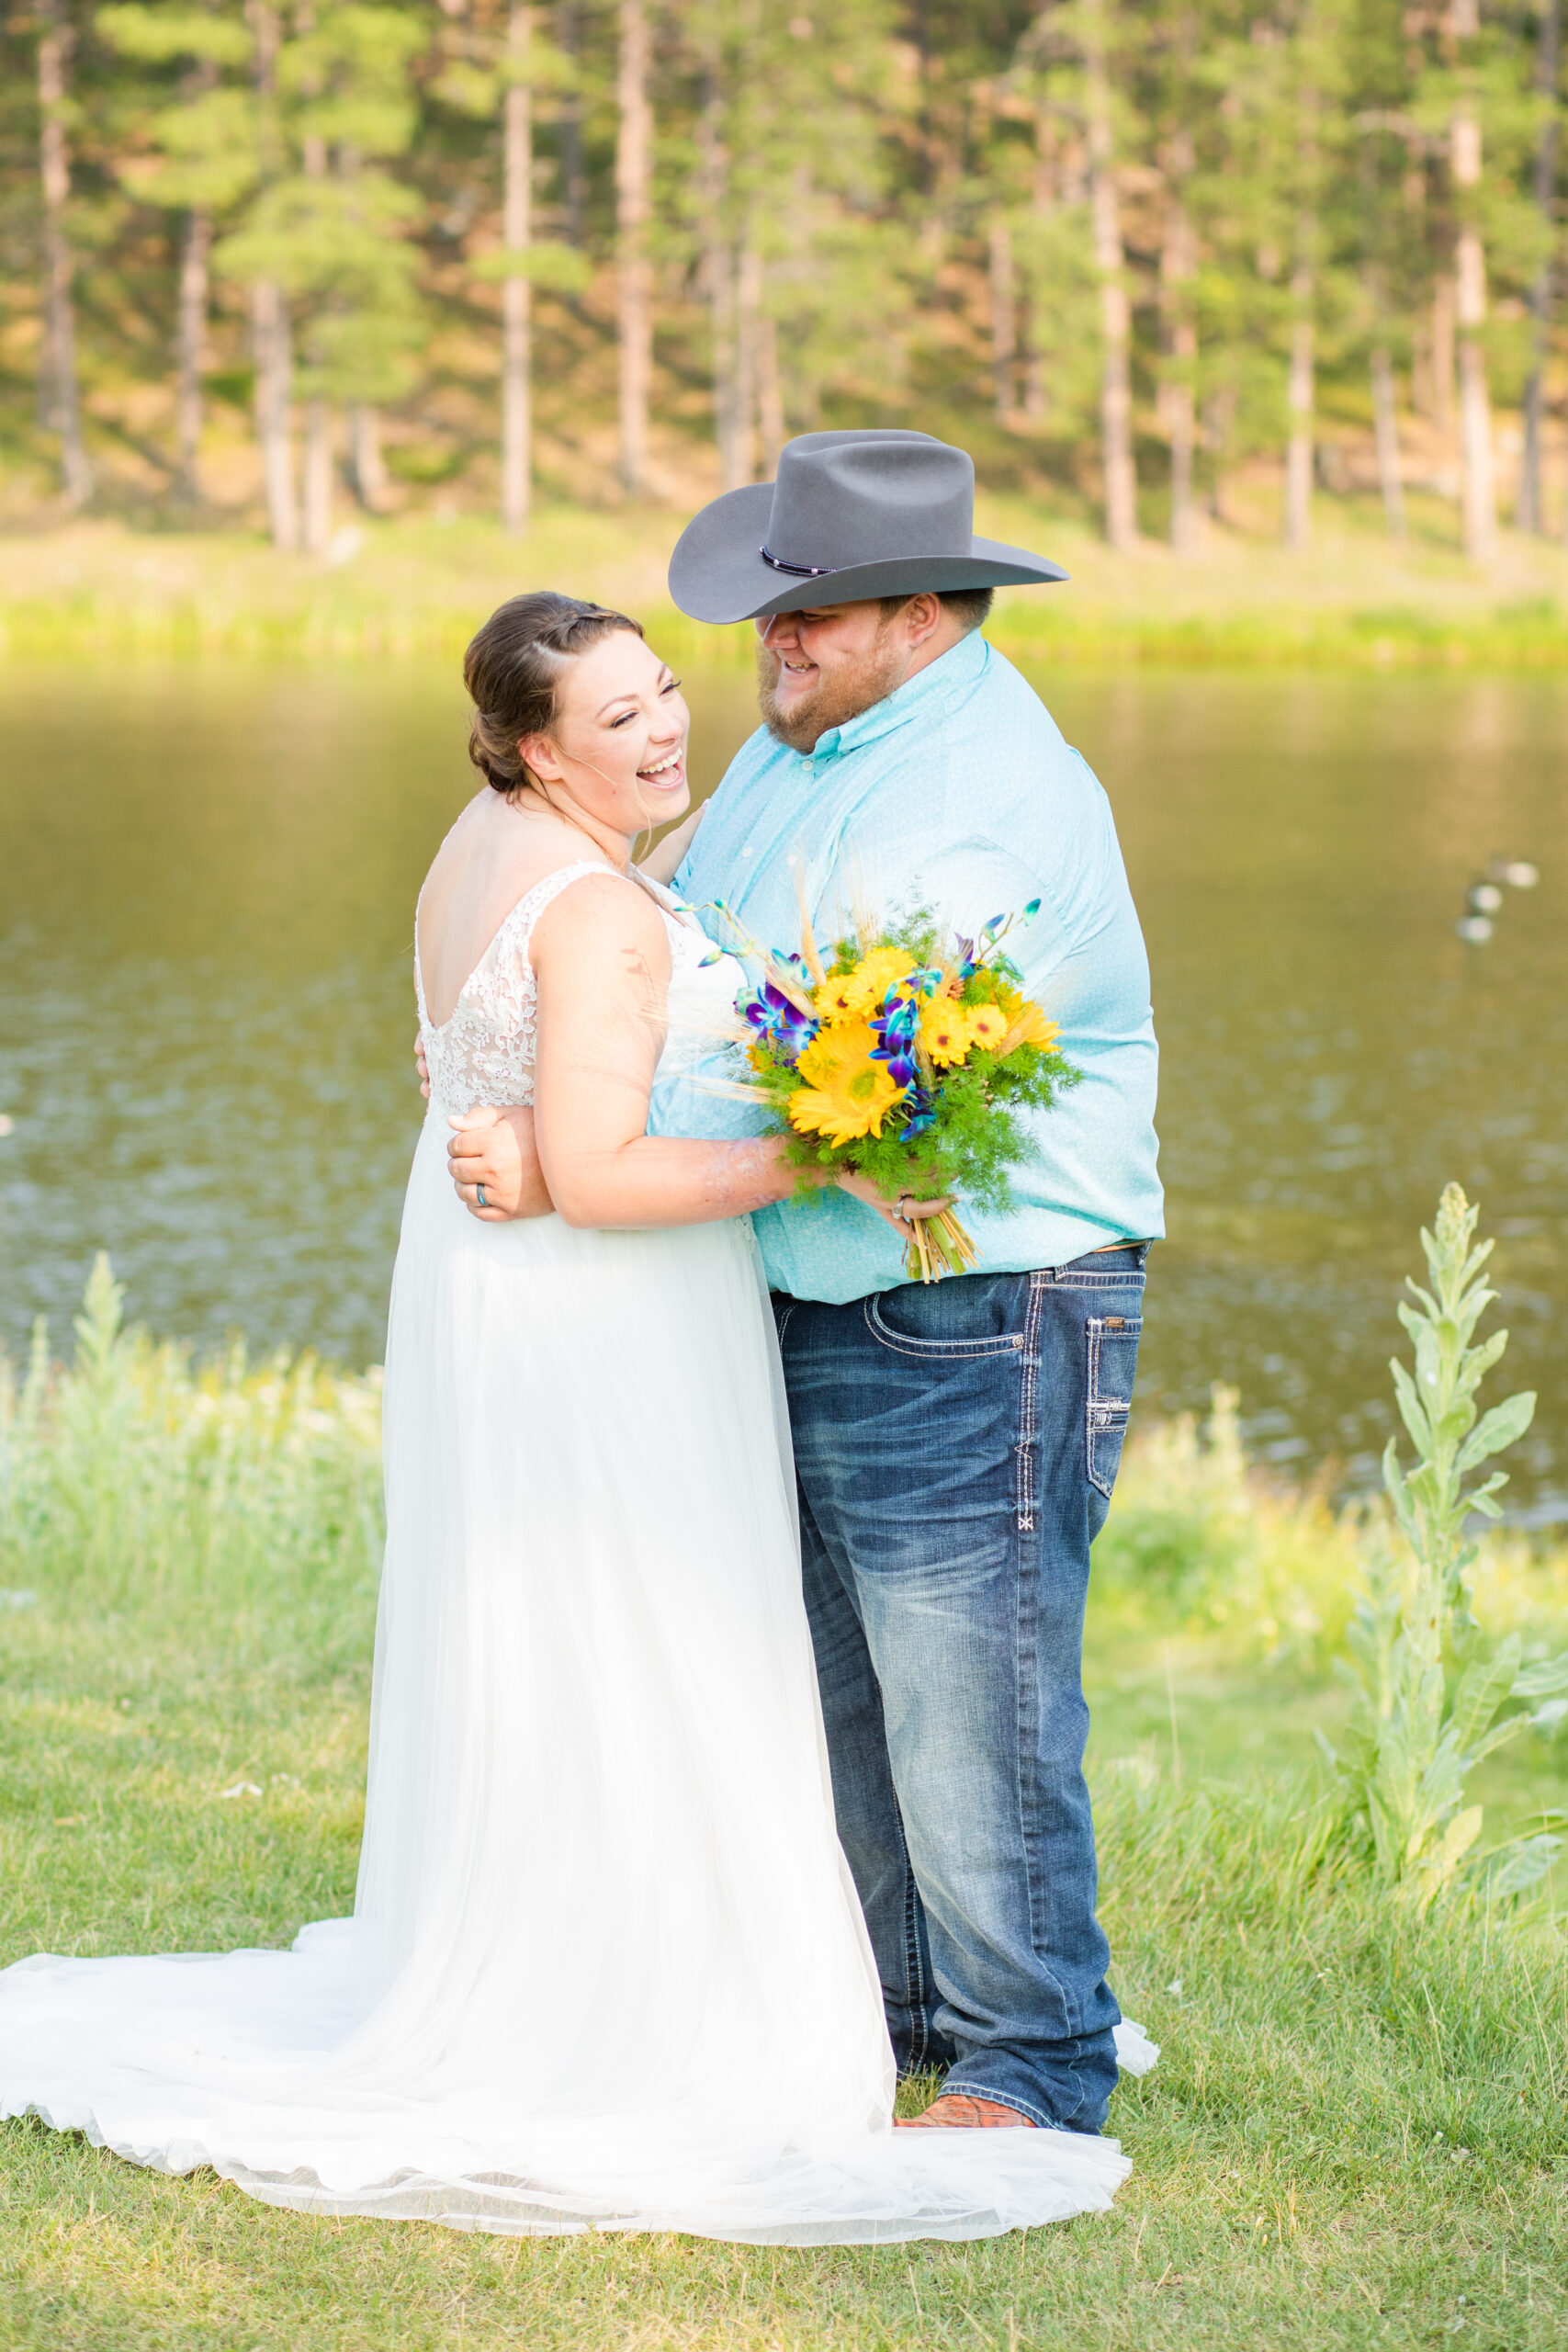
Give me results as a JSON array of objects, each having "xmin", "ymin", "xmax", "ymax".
[{"xmin": 754, "ymin": 600, "xmax": 923, "ymax": 754}]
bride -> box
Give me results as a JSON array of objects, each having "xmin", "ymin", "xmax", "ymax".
[{"xmin": 0, "ymin": 593, "xmax": 1146, "ymax": 2243}]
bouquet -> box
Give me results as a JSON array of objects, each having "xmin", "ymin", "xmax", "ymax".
[{"xmin": 718, "ymin": 894, "xmax": 1081, "ymax": 1282}]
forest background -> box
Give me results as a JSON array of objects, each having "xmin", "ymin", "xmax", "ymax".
[{"xmin": 8, "ymin": 0, "xmax": 1568, "ymax": 584}]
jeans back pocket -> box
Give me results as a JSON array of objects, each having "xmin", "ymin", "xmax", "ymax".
[{"xmin": 1087, "ymin": 1315, "xmax": 1143, "ymax": 1498}]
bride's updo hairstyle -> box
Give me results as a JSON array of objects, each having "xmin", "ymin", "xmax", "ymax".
[{"xmin": 464, "ymin": 591, "xmax": 645, "ymax": 797}]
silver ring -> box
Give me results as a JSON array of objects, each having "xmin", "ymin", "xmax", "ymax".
[{"xmin": 476, "ymin": 1184, "xmax": 486, "ymax": 1209}]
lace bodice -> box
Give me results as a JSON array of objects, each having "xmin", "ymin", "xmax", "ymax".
[{"xmin": 415, "ymin": 858, "xmax": 742, "ymax": 1120}]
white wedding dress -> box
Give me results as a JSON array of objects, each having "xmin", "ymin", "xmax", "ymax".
[{"xmin": 0, "ymin": 861, "xmax": 1154, "ymax": 2243}]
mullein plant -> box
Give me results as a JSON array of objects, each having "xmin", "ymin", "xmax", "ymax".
[{"xmin": 1327, "ymin": 1186, "xmax": 1568, "ymax": 1907}]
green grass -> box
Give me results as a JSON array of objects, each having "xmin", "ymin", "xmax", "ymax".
[
  {"xmin": 2, "ymin": 1279, "xmax": 1566, "ymax": 2349},
  {"xmin": 7, "ymin": 492, "xmax": 1568, "ymax": 669}
]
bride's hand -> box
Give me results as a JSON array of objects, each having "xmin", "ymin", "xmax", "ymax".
[
  {"xmin": 448, "ymin": 1105, "xmax": 555, "ymax": 1221},
  {"xmin": 835, "ymin": 1170, "xmax": 953, "ymax": 1238}
]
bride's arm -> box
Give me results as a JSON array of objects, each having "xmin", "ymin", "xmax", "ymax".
[{"xmin": 529, "ymin": 874, "xmax": 804, "ymax": 1230}]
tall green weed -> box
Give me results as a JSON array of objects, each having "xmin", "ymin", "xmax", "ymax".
[
  {"xmin": 0, "ymin": 1255, "xmax": 382, "ymax": 1668},
  {"xmin": 1325, "ymin": 1188, "xmax": 1568, "ymax": 1904}
]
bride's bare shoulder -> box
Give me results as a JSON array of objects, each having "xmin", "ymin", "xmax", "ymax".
[
  {"xmin": 528, "ymin": 865, "xmax": 669, "ymax": 976},
  {"xmin": 418, "ymin": 797, "xmax": 605, "ymax": 1023},
  {"xmin": 421, "ymin": 800, "xmax": 590, "ymax": 931},
  {"xmin": 423, "ymin": 791, "xmax": 569, "ymax": 895}
]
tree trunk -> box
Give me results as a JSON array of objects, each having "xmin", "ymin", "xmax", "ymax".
[
  {"xmin": 1160, "ymin": 142, "xmax": 1198, "ymax": 552},
  {"xmin": 615, "ymin": 0, "xmax": 651, "ymax": 500},
  {"xmin": 1168, "ymin": 373, "xmax": 1196, "ymax": 552},
  {"xmin": 733, "ymin": 239, "xmax": 760, "ymax": 488},
  {"xmin": 501, "ymin": 0, "xmax": 532, "ymax": 535},
  {"xmin": 1023, "ymin": 96, "xmax": 1056, "ymax": 422},
  {"xmin": 1021, "ymin": 292, "xmax": 1045, "ymax": 422},
  {"xmin": 697, "ymin": 57, "xmax": 739, "ymax": 489},
  {"xmin": 710, "ymin": 243, "xmax": 740, "ymax": 488},
  {"xmin": 1371, "ymin": 343, "xmax": 1406, "ymax": 541},
  {"xmin": 249, "ymin": 1, "xmax": 294, "ymax": 548},
  {"xmin": 175, "ymin": 208, "xmax": 211, "ymax": 502},
  {"xmin": 1204, "ymin": 381, "xmax": 1236, "ymax": 525},
  {"xmin": 1085, "ymin": 11, "xmax": 1135, "ymax": 550},
  {"xmin": 988, "ymin": 215, "xmax": 1016, "ymax": 422},
  {"xmin": 1517, "ymin": 0, "xmax": 1561, "ymax": 535},
  {"xmin": 1285, "ymin": 87, "xmax": 1319, "ymax": 556},
  {"xmin": 555, "ymin": 0, "xmax": 585, "ymax": 246},
  {"xmin": 757, "ymin": 311, "xmax": 784, "ymax": 475},
  {"xmin": 349, "ymin": 404, "xmax": 387, "ymax": 510},
  {"xmin": 302, "ymin": 396, "xmax": 333, "ymax": 554},
  {"xmin": 37, "ymin": 2, "xmax": 92, "ymax": 507},
  {"xmin": 1285, "ymin": 267, "xmax": 1314, "ymax": 550},
  {"xmin": 1431, "ymin": 273, "xmax": 1455, "ymax": 436},
  {"xmin": 299, "ymin": 112, "xmax": 331, "ymax": 557},
  {"xmin": 251, "ymin": 279, "xmax": 297, "ymax": 549},
  {"xmin": 1450, "ymin": 104, "xmax": 1496, "ymax": 560}
]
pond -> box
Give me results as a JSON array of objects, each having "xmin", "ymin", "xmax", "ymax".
[{"xmin": 1, "ymin": 659, "xmax": 1563, "ymax": 1520}]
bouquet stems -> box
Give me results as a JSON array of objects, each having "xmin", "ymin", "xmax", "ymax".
[{"xmin": 904, "ymin": 1206, "xmax": 980, "ymax": 1284}]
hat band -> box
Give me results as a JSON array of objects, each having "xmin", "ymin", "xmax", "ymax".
[{"xmin": 760, "ymin": 544, "xmax": 829, "ymax": 578}]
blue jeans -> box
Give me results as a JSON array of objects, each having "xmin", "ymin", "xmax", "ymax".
[{"xmin": 772, "ymin": 1248, "xmax": 1147, "ymax": 2133}]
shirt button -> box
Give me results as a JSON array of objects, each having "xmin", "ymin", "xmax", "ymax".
[{"xmin": 740, "ymin": 844, "xmax": 753, "ymax": 857}]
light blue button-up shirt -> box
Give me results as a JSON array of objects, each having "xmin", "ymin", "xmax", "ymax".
[{"xmin": 665, "ymin": 628, "xmax": 1163, "ymax": 1303}]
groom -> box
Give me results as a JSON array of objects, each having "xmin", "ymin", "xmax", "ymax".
[{"xmin": 453, "ymin": 430, "xmax": 1162, "ymax": 2135}]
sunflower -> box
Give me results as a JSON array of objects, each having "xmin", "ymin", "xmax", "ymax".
[
  {"xmin": 965, "ymin": 1001, "xmax": 1012, "ymax": 1052},
  {"xmin": 818, "ymin": 944, "xmax": 915, "ymax": 1020},
  {"xmin": 812, "ymin": 973, "xmax": 863, "ymax": 1022},
  {"xmin": 996, "ymin": 986, "xmax": 1061, "ymax": 1053},
  {"xmin": 919, "ymin": 998, "xmax": 976, "ymax": 1068},
  {"xmin": 788, "ymin": 1017, "xmax": 904, "ymax": 1142}
]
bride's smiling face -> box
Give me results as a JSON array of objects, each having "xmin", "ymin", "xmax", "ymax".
[{"xmin": 519, "ymin": 630, "xmax": 691, "ymax": 839}]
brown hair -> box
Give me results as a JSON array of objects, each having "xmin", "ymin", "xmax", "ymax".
[
  {"xmin": 879, "ymin": 586, "xmax": 994, "ymax": 633},
  {"xmin": 463, "ymin": 592, "xmax": 645, "ymax": 796}
]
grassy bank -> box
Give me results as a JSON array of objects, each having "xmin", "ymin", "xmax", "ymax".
[
  {"xmin": 6, "ymin": 493, "xmax": 1568, "ymax": 668},
  {"xmin": 2, "ymin": 1269, "xmax": 1565, "ymax": 2348}
]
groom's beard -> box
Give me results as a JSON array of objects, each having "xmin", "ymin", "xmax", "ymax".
[{"xmin": 756, "ymin": 629, "xmax": 908, "ymax": 754}]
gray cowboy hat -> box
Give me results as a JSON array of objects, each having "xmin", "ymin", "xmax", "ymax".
[{"xmin": 667, "ymin": 428, "xmax": 1067, "ymax": 624}]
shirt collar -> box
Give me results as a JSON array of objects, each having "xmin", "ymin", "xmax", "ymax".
[{"xmin": 807, "ymin": 628, "xmax": 990, "ymax": 762}]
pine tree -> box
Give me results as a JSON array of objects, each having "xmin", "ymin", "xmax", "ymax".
[
  {"xmin": 1449, "ymin": 0, "xmax": 1498, "ymax": 558},
  {"xmin": 219, "ymin": 0, "xmax": 426, "ymax": 552},
  {"xmin": 35, "ymin": 0, "xmax": 93, "ymax": 504},
  {"xmin": 2, "ymin": 0, "xmax": 1564, "ymax": 552},
  {"xmin": 500, "ymin": 0, "xmax": 531, "ymax": 531},
  {"xmin": 615, "ymin": 0, "xmax": 650, "ymax": 496},
  {"xmin": 96, "ymin": 0, "xmax": 257, "ymax": 501},
  {"xmin": 1082, "ymin": 0, "xmax": 1137, "ymax": 547},
  {"xmin": 1517, "ymin": 0, "xmax": 1561, "ymax": 533},
  {"xmin": 683, "ymin": 0, "xmax": 901, "ymax": 478}
]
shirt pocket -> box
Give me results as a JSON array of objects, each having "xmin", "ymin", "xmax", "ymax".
[{"xmin": 1086, "ymin": 1314, "xmax": 1143, "ymax": 1498}]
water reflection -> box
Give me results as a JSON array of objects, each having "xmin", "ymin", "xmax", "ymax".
[{"xmin": 0, "ymin": 661, "xmax": 1562, "ymax": 1517}]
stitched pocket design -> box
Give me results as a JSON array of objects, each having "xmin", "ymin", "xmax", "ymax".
[
  {"xmin": 1086, "ymin": 1315, "xmax": 1143, "ymax": 1498},
  {"xmin": 863, "ymin": 1295, "xmax": 1025, "ymax": 1359}
]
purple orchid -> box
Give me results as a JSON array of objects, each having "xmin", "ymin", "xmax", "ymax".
[
  {"xmin": 869, "ymin": 987, "xmax": 920, "ymax": 1091},
  {"xmin": 743, "ymin": 981, "xmax": 818, "ymax": 1061},
  {"xmin": 903, "ymin": 1079, "xmax": 938, "ymax": 1137}
]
